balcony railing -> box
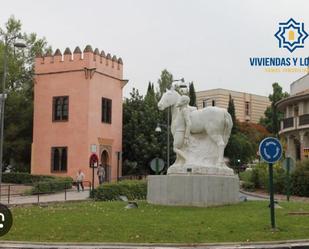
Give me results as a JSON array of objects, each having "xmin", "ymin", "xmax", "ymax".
[
  {"xmin": 299, "ymin": 114, "xmax": 309, "ymax": 126},
  {"xmin": 283, "ymin": 117, "xmax": 294, "ymax": 129}
]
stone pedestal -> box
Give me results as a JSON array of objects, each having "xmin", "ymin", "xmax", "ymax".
[{"xmin": 147, "ymin": 174, "xmax": 239, "ymax": 207}]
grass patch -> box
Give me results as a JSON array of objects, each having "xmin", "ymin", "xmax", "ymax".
[{"xmin": 2, "ymin": 201, "xmax": 309, "ymax": 243}]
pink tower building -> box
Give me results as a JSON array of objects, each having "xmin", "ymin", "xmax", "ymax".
[{"xmin": 31, "ymin": 45, "xmax": 127, "ymax": 184}]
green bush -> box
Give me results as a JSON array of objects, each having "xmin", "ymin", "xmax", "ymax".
[
  {"xmin": 2, "ymin": 172, "xmax": 55, "ymax": 184},
  {"xmin": 239, "ymin": 163, "xmax": 286, "ymax": 194},
  {"xmin": 291, "ymin": 160, "xmax": 309, "ymax": 197},
  {"xmin": 239, "ymin": 161, "xmax": 309, "ymax": 197},
  {"xmin": 94, "ymin": 180, "xmax": 147, "ymax": 201},
  {"xmin": 31, "ymin": 177, "xmax": 73, "ymax": 194},
  {"xmin": 239, "ymin": 170, "xmax": 252, "ymax": 182},
  {"xmin": 242, "ymin": 181, "xmax": 255, "ymax": 191},
  {"xmin": 2, "ymin": 172, "xmax": 73, "ymax": 195}
]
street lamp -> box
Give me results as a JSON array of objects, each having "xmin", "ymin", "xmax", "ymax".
[
  {"xmin": 0, "ymin": 35, "xmax": 26, "ymax": 187},
  {"xmin": 237, "ymin": 159, "xmax": 241, "ymax": 174},
  {"xmin": 155, "ymin": 125, "xmax": 162, "ymax": 133}
]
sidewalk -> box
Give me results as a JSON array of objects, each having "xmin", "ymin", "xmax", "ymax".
[
  {"xmin": 0, "ymin": 188, "xmax": 90, "ymax": 205},
  {"xmin": 240, "ymin": 189, "xmax": 309, "ymax": 202}
]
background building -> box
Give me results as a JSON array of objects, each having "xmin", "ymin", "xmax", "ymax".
[
  {"xmin": 196, "ymin": 88, "xmax": 270, "ymax": 123},
  {"xmin": 31, "ymin": 46, "xmax": 127, "ymax": 184},
  {"xmin": 277, "ymin": 74, "xmax": 309, "ymax": 161}
]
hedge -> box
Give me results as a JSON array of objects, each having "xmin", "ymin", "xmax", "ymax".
[
  {"xmin": 2, "ymin": 172, "xmax": 73, "ymax": 195},
  {"xmin": 291, "ymin": 160, "xmax": 309, "ymax": 197},
  {"xmin": 241, "ymin": 181, "xmax": 255, "ymax": 191},
  {"xmin": 239, "ymin": 161, "xmax": 309, "ymax": 197},
  {"xmin": 30, "ymin": 177, "xmax": 73, "ymax": 194},
  {"xmin": 2, "ymin": 172, "xmax": 56, "ymax": 184},
  {"xmin": 93, "ymin": 180, "xmax": 147, "ymax": 201}
]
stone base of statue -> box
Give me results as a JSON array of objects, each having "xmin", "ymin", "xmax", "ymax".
[
  {"xmin": 167, "ymin": 133, "xmax": 235, "ymax": 176},
  {"xmin": 147, "ymin": 174, "xmax": 239, "ymax": 207}
]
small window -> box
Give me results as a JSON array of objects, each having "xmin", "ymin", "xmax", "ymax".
[
  {"xmin": 51, "ymin": 147, "xmax": 67, "ymax": 172},
  {"xmin": 53, "ymin": 96, "xmax": 69, "ymax": 121},
  {"xmin": 294, "ymin": 105, "xmax": 299, "ymax": 117},
  {"xmin": 102, "ymin": 98, "xmax": 112, "ymax": 123},
  {"xmin": 212, "ymin": 100, "xmax": 216, "ymax": 106},
  {"xmin": 202, "ymin": 100, "xmax": 207, "ymax": 108},
  {"xmin": 245, "ymin": 101, "xmax": 250, "ymax": 116}
]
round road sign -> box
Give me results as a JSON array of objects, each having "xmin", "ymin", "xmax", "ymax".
[{"xmin": 259, "ymin": 137, "xmax": 282, "ymax": 163}]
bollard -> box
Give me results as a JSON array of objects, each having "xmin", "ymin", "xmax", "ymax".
[
  {"xmin": 64, "ymin": 182, "xmax": 67, "ymax": 201},
  {"xmin": 37, "ymin": 184, "xmax": 40, "ymax": 204},
  {"xmin": 8, "ymin": 184, "xmax": 10, "ymax": 204}
]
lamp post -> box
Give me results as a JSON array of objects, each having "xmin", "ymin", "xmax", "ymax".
[
  {"xmin": 0, "ymin": 34, "xmax": 26, "ymax": 188},
  {"xmin": 237, "ymin": 159, "xmax": 241, "ymax": 174}
]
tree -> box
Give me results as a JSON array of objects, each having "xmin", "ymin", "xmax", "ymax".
[
  {"xmin": 157, "ymin": 69, "xmax": 173, "ymax": 97},
  {"xmin": 225, "ymin": 132, "xmax": 255, "ymax": 171},
  {"xmin": 225, "ymin": 94, "xmax": 265, "ymax": 168},
  {"xmin": 188, "ymin": 82, "xmax": 197, "ymax": 107},
  {"xmin": 123, "ymin": 70, "xmax": 177, "ymax": 175},
  {"xmin": 260, "ymin": 83, "xmax": 289, "ymax": 135},
  {"xmin": 0, "ymin": 16, "xmax": 50, "ymax": 171},
  {"xmin": 227, "ymin": 94, "xmax": 237, "ymax": 134},
  {"xmin": 237, "ymin": 122, "xmax": 270, "ymax": 156}
]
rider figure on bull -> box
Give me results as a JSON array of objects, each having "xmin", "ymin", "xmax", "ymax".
[{"xmin": 173, "ymin": 95, "xmax": 191, "ymax": 164}]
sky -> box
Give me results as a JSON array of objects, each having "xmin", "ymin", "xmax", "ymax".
[{"xmin": 1, "ymin": 0, "xmax": 309, "ymax": 97}]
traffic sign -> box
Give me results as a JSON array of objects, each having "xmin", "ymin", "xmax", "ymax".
[
  {"xmin": 150, "ymin": 157, "xmax": 165, "ymax": 174},
  {"xmin": 89, "ymin": 153, "xmax": 99, "ymax": 168},
  {"xmin": 259, "ymin": 137, "xmax": 282, "ymax": 163}
]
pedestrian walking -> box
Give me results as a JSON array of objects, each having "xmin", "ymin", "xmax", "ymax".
[
  {"xmin": 97, "ymin": 164, "xmax": 105, "ymax": 185},
  {"xmin": 76, "ymin": 169, "xmax": 85, "ymax": 192}
]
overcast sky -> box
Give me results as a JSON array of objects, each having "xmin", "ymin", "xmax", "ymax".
[{"xmin": 2, "ymin": 0, "xmax": 309, "ymax": 97}]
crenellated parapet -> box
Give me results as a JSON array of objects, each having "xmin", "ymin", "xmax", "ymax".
[{"xmin": 35, "ymin": 45, "xmax": 123, "ymax": 79}]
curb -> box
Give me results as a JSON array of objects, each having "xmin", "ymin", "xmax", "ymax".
[
  {"xmin": 1, "ymin": 240, "xmax": 309, "ymax": 249},
  {"xmin": 239, "ymin": 190, "xmax": 309, "ymax": 202},
  {"xmin": 239, "ymin": 190, "xmax": 269, "ymax": 200}
]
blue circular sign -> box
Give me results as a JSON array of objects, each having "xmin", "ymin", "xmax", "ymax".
[{"xmin": 259, "ymin": 137, "xmax": 282, "ymax": 163}]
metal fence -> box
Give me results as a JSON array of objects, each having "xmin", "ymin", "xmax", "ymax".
[
  {"xmin": 118, "ymin": 175, "xmax": 147, "ymax": 181},
  {"xmin": 0, "ymin": 181, "xmax": 91, "ymax": 205}
]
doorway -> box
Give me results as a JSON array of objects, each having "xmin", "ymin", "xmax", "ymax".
[{"xmin": 101, "ymin": 150, "xmax": 111, "ymax": 182}]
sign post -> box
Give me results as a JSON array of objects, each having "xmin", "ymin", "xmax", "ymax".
[
  {"xmin": 286, "ymin": 159, "xmax": 290, "ymax": 202},
  {"xmin": 259, "ymin": 137, "xmax": 282, "ymax": 230},
  {"xmin": 89, "ymin": 153, "xmax": 99, "ymax": 195},
  {"xmin": 150, "ymin": 157, "xmax": 165, "ymax": 175}
]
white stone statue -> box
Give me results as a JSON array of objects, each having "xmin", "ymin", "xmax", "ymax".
[{"xmin": 158, "ymin": 88, "xmax": 234, "ymax": 176}]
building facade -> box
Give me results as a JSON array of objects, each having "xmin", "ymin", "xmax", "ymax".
[
  {"xmin": 277, "ymin": 74, "xmax": 309, "ymax": 161},
  {"xmin": 196, "ymin": 88, "xmax": 270, "ymax": 123},
  {"xmin": 31, "ymin": 45, "xmax": 127, "ymax": 184}
]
